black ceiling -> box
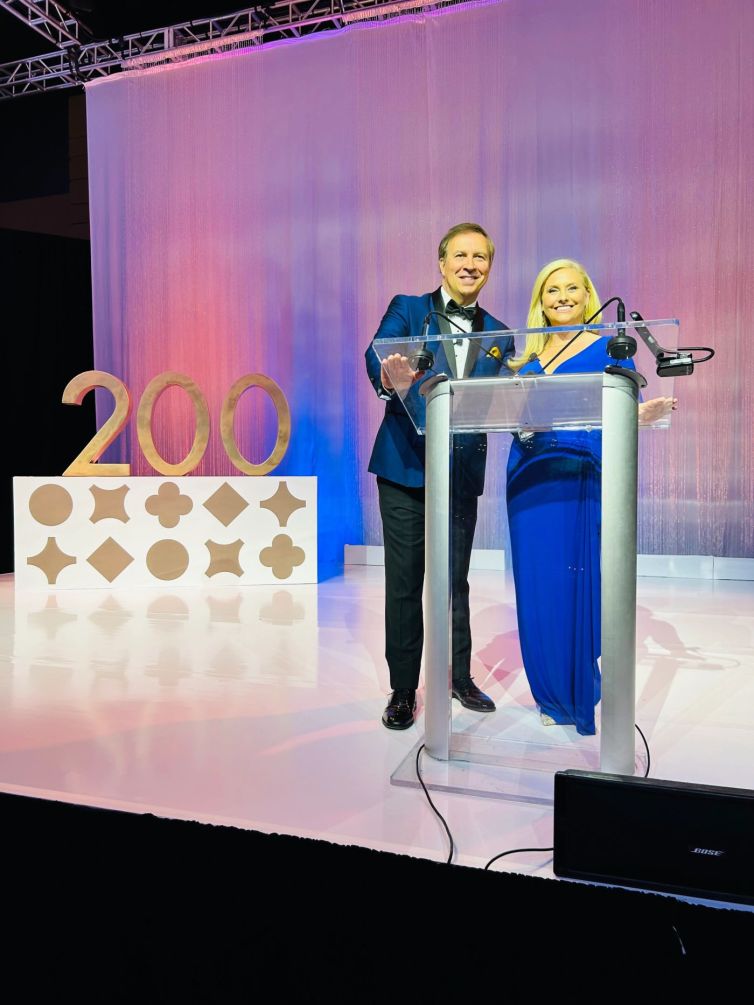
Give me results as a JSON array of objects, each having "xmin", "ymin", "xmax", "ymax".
[{"xmin": 0, "ymin": 3, "xmax": 252, "ymax": 63}]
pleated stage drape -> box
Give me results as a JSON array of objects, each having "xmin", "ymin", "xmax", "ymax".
[{"xmin": 86, "ymin": 0, "xmax": 754, "ymax": 570}]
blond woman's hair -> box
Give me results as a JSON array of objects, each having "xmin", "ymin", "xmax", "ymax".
[{"xmin": 508, "ymin": 258, "xmax": 601, "ymax": 371}]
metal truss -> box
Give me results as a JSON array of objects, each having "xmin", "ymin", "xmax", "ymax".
[
  {"xmin": 0, "ymin": 1, "xmax": 93, "ymax": 48},
  {"xmin": 0, "ymin": 0, "xmax": 475, "ymax": 99}
]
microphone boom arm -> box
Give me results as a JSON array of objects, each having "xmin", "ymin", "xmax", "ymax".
[{"xmin": 629, "ymin": 311, "xmax": 714, "ymax": 377}]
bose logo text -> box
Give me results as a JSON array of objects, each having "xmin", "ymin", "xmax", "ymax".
[{"xmin": 690, "ymin": 847, "xmax": 725, "ymax": 857}]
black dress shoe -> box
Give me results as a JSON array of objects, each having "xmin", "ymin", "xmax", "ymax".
[
  {"xmin": 382, "ymin": 688, "xmax": 417, "ymax": 730},
  {"xmin": 452, "ymin": 678, "xmax": 496, "ymax": 712}
]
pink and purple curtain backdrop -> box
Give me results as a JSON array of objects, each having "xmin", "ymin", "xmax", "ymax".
[{"xmin": 85, "ymin": 0, "xmax": 754, "ymax": 571}]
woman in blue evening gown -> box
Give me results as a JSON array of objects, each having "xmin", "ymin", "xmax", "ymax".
[{"xmin": 506, "ymin": 260, "xmax": 675, "ymax": 735}]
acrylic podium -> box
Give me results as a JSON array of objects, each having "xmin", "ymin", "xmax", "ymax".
[{"xmin": 371, "ymin": 321, "xmax": 678, "ymax": 802}]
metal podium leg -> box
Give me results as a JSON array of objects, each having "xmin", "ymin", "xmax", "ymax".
[
  {"xmin": 424, "ymin": 382, "xmax": 452, "ymax": 760},
  {"xmin": 600, "ymin": 371, "xmax": 640, "ymax": 774}
]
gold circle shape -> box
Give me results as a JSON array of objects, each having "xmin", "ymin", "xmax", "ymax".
[
  {"xmin": 29, "ymin": 484, "xmax": 74, "ymax": 525},
  {"xmin": 220, "ymin": 374, "xmax": 291, "ymax": 476},
  {"xmin": 146, "ymin": 540, "xmax": 190, "ymax": 581},
  {"xmin": 137, "ymin": 372, "xmax": 210, "ymax": 476}
]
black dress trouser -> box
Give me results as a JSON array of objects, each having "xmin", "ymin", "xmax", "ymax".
[{"xmin": 377, "ymin": 476, "xmax": 478, "ymax": 690}]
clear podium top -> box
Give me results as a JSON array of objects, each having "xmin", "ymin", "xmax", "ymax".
[{"xmin": 371, "ymin": 319, "xmax": 679, "ymax": 434}]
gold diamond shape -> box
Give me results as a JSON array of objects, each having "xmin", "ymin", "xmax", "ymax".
[
  {"xmin": 87, "ymin": 537, "xmax": 134, "ymax": 583},
  {"xmin": 203, "ymin": 482, "xmax": 249, "ymax": 527}
]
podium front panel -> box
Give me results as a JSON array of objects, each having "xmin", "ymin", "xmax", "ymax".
[
  {"xmin": 444, "ymin": 387, "xmax": 608, "ymax": 780},
  {"xmin": 421, "ymin": 366, "xmax": 651, "ymax": 790}
]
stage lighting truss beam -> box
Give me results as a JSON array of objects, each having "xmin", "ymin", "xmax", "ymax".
[
  {"xmin": 0, "ymin": 0, "xmax": 475, "ymax": 98},
  {"xmin": 0, "ymin": 1, "xmax": 93, "ymax": 48}
]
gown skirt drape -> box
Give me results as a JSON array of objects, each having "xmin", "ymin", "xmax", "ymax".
[{"xmin": 506, "ymin": 339, "xmax": 635, "ymax": 736}]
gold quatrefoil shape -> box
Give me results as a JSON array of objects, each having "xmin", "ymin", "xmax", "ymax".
[
  {"xmin": 259, "ymin": 535, "xmax": 305, "ymax": 580},
  {"xmin": 145, "ymin": 482, "xmax": 193, "ymax": 528}
]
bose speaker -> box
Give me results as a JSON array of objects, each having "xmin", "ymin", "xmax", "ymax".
[{"xmin": 553, "ymin": 769, "xmax": 754, "ymax": 904}]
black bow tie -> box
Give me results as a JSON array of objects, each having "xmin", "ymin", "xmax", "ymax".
[{"xmin": 446, "ymin": 300, "xmax": 477, "ymax": 322}]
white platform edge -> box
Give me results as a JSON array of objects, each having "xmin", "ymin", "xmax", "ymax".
[
  {"xmin": 713, "ymin": 557, "xmax": 754, "ymax": 581},
  {"xmin": 345, "ymin": 547, "xmax": 754, "ymax": 580},
  {"xmin": 344, "ymin": 544, "xmax": 506, "ymax": 572}
]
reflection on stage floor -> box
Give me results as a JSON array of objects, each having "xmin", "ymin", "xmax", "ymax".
[{"xmin": 1, "ymin": 567, "xmax": 753, "ymax": 904}]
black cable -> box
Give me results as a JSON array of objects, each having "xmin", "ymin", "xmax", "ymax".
[
  {"xmin": 635, "ymin": 722, "xmax": 651, "ymax": 777},
  {"xmin": 539, "ymin": 328, "xmax": 586, "ymax": 371},
  {"xmin": 65, "ymin": 44, "xmax": 83, "ymax": 83},
  {"xmin": 484, "ymin": 846, "xmax": 553, "ymax": 871},
  {"xmin": 412, "ymin": 311, "xmax": 501, "ymax": 371},
  {"xmin": 416, "ymin": 724, "xmax": 651, "ymax": 870},
  {"xmin": 421, "ymin": 310, "xmax": 467, "ymax": 336},
  {"xmin": 415, "ymin": 745, "xmax": 553, "ymax": 870},
  {"xmin": 629, "ymin": 312, "xmax": 715, "ymax": 377},
  {"xmin": 584, "ymin": 296, "xmax": 623, "ymax": 326},
  {"xmin": 674, "ymin": 346, "xmax": 715, "ymax": 363},
  {"xmin": 538, "ymin": 295, "xmax": 624, "ymax": 371},
  {"xmin": 483, "ymin": 723, "xmax": 650, "ymax": 871},
  {"xmin": 415, "ymin": 745, "xmax": 554, "ymax": 871},
  {"xmin": 415, "ymin": 743, "xmax": 455, "ymax": 865}
]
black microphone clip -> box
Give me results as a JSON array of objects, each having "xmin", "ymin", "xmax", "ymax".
[
  {"xmin": 607, "ymin": 299, "xmax": 637, "ymax": 361},
  {"xmin": 409, "ymin": 314, "xmax": 436, "ymax": 371},
  {"xmin": 409, "ymin": 311, "xmax": 506, "ymax": 373}
]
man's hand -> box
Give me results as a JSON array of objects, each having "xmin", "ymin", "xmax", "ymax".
[
  {"xmin": 381, "ymin": 353, "xmax": 421, "ymax": 394},
  {"xmin": 638, "ymin": 396, "xmax": 678, "ymax": 424}
]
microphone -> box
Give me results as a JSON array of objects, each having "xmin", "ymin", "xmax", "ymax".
[
  {"xmin": 410, "ymin": 311, "xmax": 465, "ymax": 371},
  {"xmin": 409, "ymin": 344, "xmax": 435, "ymax": 372},
  {"xmin": 409, "ymin": 313, "xmax": 436, "ymax": 371},
  {"xmin": 607, "ymin": 298, "xmax": 637, "ymax": 360},
  {"xmin": 537, "ymin": 296, "xmax": 634, "ymax": 369},
  {"xmin": 412, "ymin": 311, "xmax": 504, "ymax": 371}
]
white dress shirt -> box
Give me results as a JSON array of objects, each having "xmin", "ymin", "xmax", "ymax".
[{"xmin": 440, "ymin": 286, "xmax": 476, "ymax": 378}]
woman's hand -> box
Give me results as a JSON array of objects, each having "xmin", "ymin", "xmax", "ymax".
[{"xmin": 638, "ymin": 396, "xmax": 677, "ymax": 424}]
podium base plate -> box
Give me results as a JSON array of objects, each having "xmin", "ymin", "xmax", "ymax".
[{"xmin": 391, "ymin": 719, "xmax": 647, "ymax": 803}]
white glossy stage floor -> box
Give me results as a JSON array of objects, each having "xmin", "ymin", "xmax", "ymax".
[{"xmin": 1, "ymin": 567, "xmax": 753, "ymax": 897}]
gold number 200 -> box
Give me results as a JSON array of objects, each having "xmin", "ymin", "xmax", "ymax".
[{"xmin": 62, "ymin": 370, "xmax": 291, "ymax": 477}]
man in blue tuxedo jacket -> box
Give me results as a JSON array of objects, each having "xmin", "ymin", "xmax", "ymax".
[{"xmin": 365, "ymin": 223, "xmax": 514, "ymax": 729}]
